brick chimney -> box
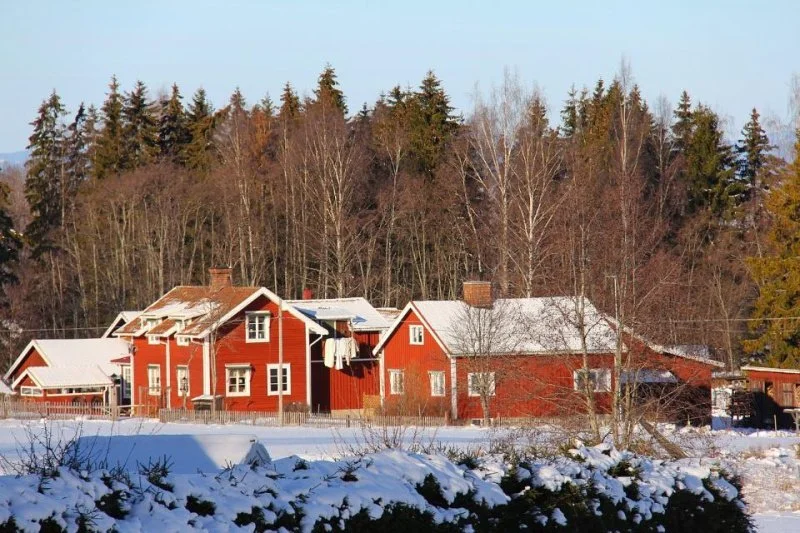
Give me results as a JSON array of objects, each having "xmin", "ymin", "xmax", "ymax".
[
  {"xmin": 209, "ymin": 267, "xmax": 233, "ymax": 289},
  {"xmin": 463, "ymin": 280, "xmax": 493, "ymax": 308},
  {"xmin": 302, "ymin": 288, "xmax": 314, "ymax": 300}
]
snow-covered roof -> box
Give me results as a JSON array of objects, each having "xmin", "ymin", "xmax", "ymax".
[
  {"xmin": 741, "ymin": 365, "xmax": 800, "ymax": 374},
  {"xmin": 116, "ymin": 286, "xmax": 327, "ymax": 338},
  {"xmin": 287, "ymin": 297, "xmax": 390, "ymax": 332},
  {"xmin": 620, "ymin": 369, "xmax": 678, "ymax": 384},
  {"xmin": 20, "ymin": 366, "xmax": 113, "ymax": 388},
  {"xmin": 101, "ymin": 311, "xmax": 141, "ymax": 338},
  {"xmin": 375, "ymin": 297, "xmax": 619, "ymax": 356},
  {"xmin": 4, "ymin": 338, "xmax": 131, "ymax": 382},
  {"xmin": 0, "ymin": 379, "xmax": 13, "ymax": 395}
]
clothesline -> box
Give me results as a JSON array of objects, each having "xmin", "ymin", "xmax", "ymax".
[{"xmin": 323, "ymin": 337, "xmax": 358, "ymax": 370}]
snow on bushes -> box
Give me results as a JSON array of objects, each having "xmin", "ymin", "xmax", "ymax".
[{"xmin": 0, "ymin": 443, "xmax": 753, "ymax": 532}]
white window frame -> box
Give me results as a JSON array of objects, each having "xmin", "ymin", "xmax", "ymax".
[
  {"xmin": 573, "ymin": 368, "xmax": 611, "ymax": 393},
  {"xmin": 147, "ymin": 334, "xmax": 160, "ymax": 345},
  {"xmin": 50, "ymin": 387, "xmax": 104, "ymax": 396},
  {"xmin": 147, "ymin": 365, "xmax": 161, "ymax": 396},
  {"xmin": 389, "ymin": 369, "xmax": 404, "ymax": 395},
  {"xmin": 226, "ymin": 365, "xmax": 251, "ymax": 396},
  {"xmin": 429, "ymin": 371, "xmax": 446, "ymax": 397},
  {"xmin": 267, "ymin": 363, "xmax": 291, "ymax": 396},
  {"xmin": 409, "ymin": 325, "xmax": 424, "ymax": 345},
  {"xmin": 245, "ymin": 312, "xmax": 270, "ymax": 343},
  {"xmin": 20, "ymin": 386, "xmax": 43, "ymax": 397},
  {"xmin": 176, "ymin": 335, "xmax": 190, "ymax": 347},
  {"xmin": 467, "ymin": 372, "xmax": 496, "ymax": 397},
  {"xmin": 121, "ymin": 365, "xmax": 132, "ymax": 400},
  {"xmin": 176, "ymin": 365, "xmax": 189, "ymax": 397}
]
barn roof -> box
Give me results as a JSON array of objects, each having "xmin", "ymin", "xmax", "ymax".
[
  {"xmin": 115, "ymin": 286, "xmax": 327, "ymax": 338},
  {"xmin": 374, "ymin": 297, "xmax": 620, "ymax": 356},
  {"xmin": 287, "ymin": 297, "xmax": 390, "ymax": 332},
  {"xmin": 16, "ymin": 365, "xmax": 113, "ymax": 388},
  {"xmin": 4, "ymin": 338, "xmax": 131, "ymax": 382}
]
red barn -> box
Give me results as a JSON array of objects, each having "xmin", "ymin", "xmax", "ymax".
[
  {"xmin": 115, "ymin": 268, "xmax": 328, "ymax": 413},
  {"xmin": 288, "ymin": 297, "xmax": 390, "ymax": 414},
  {"xmin": 374, "ymin": 281, "xmax": 722, "ymax": 423},
  {"xmin": 3, "ymin": 338, "xmax": 131, "ymax": 405}
]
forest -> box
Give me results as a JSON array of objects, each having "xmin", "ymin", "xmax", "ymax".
[{"xmin": 0, "ymin": 63, "xmax": 798, "ymax": 373}]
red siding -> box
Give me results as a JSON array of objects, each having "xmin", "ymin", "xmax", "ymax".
[
  {"xmin": 310, "ymin": 328, "xmax": 380, "ymax": 412},
  {"xmin": 743, "ymin": 368, "xmax": 800, "ymax": 409},
  {"xmin": 7, "ymin": 347, "xmax": 47, "ymax": 386}
]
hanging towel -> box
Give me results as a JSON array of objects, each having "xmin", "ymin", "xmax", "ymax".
[
  {"xmin": 324, "ymin": 339, "xmax": 335, "ymax": 368},
  {"xmin": 335, "ymin": 342, "xmax": 344, "ymax": 370},
  {"xmin": 346, "ymin": 337, "xmax": 357, "ymax": 365}
]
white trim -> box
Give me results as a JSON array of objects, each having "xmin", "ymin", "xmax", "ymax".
[
  {"xmin": 372, "ymin": 302, "xmax": 450, "ymax": 357},
  {"xmin": 467, "ymin": 372, "xmax": 496, "ymax": 397},
  {"xmin": 11, "ymin": 368, "xmax": 38, "ymax": 390},
  {"xmin": 409, "ymin": 325, "xmax": 424, "ymax": 345},
  {"xmin": 165, "ymin": 337, "xmax": 171, "ymax": 408},
  {"xmin": 305, "ymin": 324, "xmax": 312, "ymax": 407},
  {"xmin": 245, "ymin": 311, "xmax": 271, "ymax": 343},
  {"xmin": 450, "ymin": 358, "xmax": 458, "ymax": 420},
  {"xmin": 147, "ymin": 365, "xmax": 161, "ymax": 396},
  {"xmin": 4, "ymin": 341, "xmax": 42, "ymax": 382},
  {"xmin": 225, "ymin": 365, "xmax": 251, "ymax": 397},
  {"xmin": 741, "ymin": 365, "xmax": 800, "ymax": 375},
  {"xmin": 202, "ymin": 339, "xmax": 210, "ymax": 395},
  {"xmin": 573, "ymin": 368, "xmax": 611, "ymax": 393},
  {"xmin": 429, "ymin": 370, "xmax": 445, "ymax": 397},
  {"xmin": 120, "ymin": 364, "xmax": 132, "ymax": 401},
  {"xmin": 176, "ymin": 335, "xmax": 190, "ymax": 346},
  {"xmin": 176, "ymin": 365, "xmax": 189, "ymax": 397},
  {"xmin": 379, "ymin": 350, "xmax": 386, "ymax": 403},
  {"xmin": 147, "ymin": 335, "xmax": 160, "ymax": 345},
  {"xmin": 20, "ymin": 386, "xmax": 43, "ymax": 397},
  {"xmin": 389, "ymin": 369, "xmax": 404, "ymax": 395},
  {"xmin": 267, "ymin": 363, "xmax": 291, "ymax": 396},
  {"xmin": 47, "ymin": 386, "xmax": 105, "ymax": 396}
]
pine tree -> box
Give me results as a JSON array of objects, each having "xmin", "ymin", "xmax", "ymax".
[
  {"xmin": 63, "ymin": 103, "xmax": 90, "ymax": 206},
  {"xmin": 94, "ymin": 76, "xmax": 124, "ymax": 179},
  {"xmin": 158, "ymin": 83, "xmax": 190, "ymax": 164},
  {"xmin": 745, "ymin": 130, "xmax": 800, "ymax": 367},
  {"xmin": 24, "ymin": 91, "xmax": 66, "ymax": 255},
  {"xmin": 671, "ymin": 91, "xmax": 693, "ymax": 153},
  {"xmin": 185, "ymin": 88, "xmax": 215, "ymax": 172},
  {"xmin": 736, "ymin": 107, "xmax": 772, "ymax": 190},
  {"xmin": 560, "ymin": 85, "xmax": 579, "ymax": 137},
  {"xmin": 278, "ymin": 82, "xmax": 301, "ymax": 120},
  {"xmin": 684, "ymin": 106, "xmax": 740, "ymax": 216},
  {"xmin": 408, "ymin": 70, "xmax": 459, "ymax": 177},
  {"xmin": 313, "ymin": 64, "xmax": 347, "ymax": 114},
  {"xmin": 122, "ymin": 80, "xmax": 158, "ymax": 169}
]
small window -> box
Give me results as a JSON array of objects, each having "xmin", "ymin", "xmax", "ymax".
[
  {"xmin": 20, "ymin": 386, "xmax": 43, "ymax": 396},
  {"xmin": 389, "ymin": 369, "xmax": 404, "ymax": 395},
  {"xmin": 468, "ymin": 372, "xmax": 496, "ymax": 397},
  {"xmin": 176, "ymin": 335, "xmax": 190, "ymax": 346},
  {"xmin": 121, "ymin": 366, "xmax": 131, "ymax": 400},
  {"xmin": 573, "ymin": 369, "xmax": 611, "ymax": 393},
  {"xmin": 409, "ymin": 325, "xmax": 424, "ymax": 345},
  {"xmin": 246, "ymin": 312, "xmax": 270, "ymax": 342},
  {"xmin": 267, "ymin": 364, "xmax": 291, "ymax": 396},
  {"xmin": 148, "ymin": 365, "xmax": 161, "ymax": 395},
  {"xmin": 429, "ymin": 371, "xmax": 445, "ymax": 397},
  {"xmin": 226, "ymin": 365, "xmax": 251, "ymax": 396},
  {"xmin": 176, "ymin": 366, "xmax": 189, "ymax": 397}
]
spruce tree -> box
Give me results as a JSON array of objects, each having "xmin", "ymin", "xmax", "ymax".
[
  {"xmin": 408, "ymin": 70, "xmax": 459, "ymax": 177},
  {"xmin": 313, "ymin": 64, "xmax": 347, "ymax": 114},
  {"xmin": 158, "ymin": 83, "xmax": 189, "ymax": 164},
  {"xmin": 185, "ymin": 88, "xmax": 215, "ymax": 172},
  {"xmin": 122, "ymin": 80, "xmax": 158, "ymax": 169},
  {"xmin": 736, "ymin": 107, "xmax": 772, "ymax": 190},
  {"xmin": 94, "ymin": 76, "xmax": 124, "ymax": 179},
  {"xmin": 278, "ymin": 82, "xmax": 301, "ymax": 120},
  {"xmin": 0, "ymin": 179, "xmax": 20, "ymax": 286},
  {"xmin": 24, "ymin": 91, "xmax": 66, "ymax": 255},
  {"xmin": 671, "ymin": 91, "xmax": 693, "ymax": 153},
  {"xmin": 560, "ymin": 85, "xmax": 579, "ymax": 137},
  {"xmin": 63, "ymin": 103, "xmax": 90, "ymax": 204},
  {"xmin": 745, "ymin": 130, "xmax": 800, "ymax": 367}
]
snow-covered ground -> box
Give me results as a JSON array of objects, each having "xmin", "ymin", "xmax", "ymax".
[{"xmin": 1, "ymin": 417, "xmax": 799, "ymax": 530}]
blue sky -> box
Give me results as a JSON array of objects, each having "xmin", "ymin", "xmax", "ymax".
[{"xmin": 1, "ymin": 0, "xmax": 797, "ymax": 152}]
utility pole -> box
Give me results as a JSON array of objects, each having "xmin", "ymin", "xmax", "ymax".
[{"xmin": 278, "ymin": 299, "xmax": 284, "ymax": 426}]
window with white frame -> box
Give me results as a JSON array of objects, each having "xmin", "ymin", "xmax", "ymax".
[
  {"xmin": 429, "ymin": 371, "xmax": 445, "ymax": 397},
  {"xmin": 409, "ymin": 325, "xmax": 424, "ymax": 345},
  {"xmin": 573, "ymin": 368, "xmax": 611, "ymax": 393},
  {"xmin": 389, "ymin": 369, "xmax": 404, "ymax": 395},
  {"xmin": 20, "ymin": 386, "xmax": 43, "ymax": 396},
  {"xmin": 148, "ymin": 334, "xmax": 160, "ymax": 345},
  {"xmin": 267, "ymin": 364, "xmax": 291, "ymax": 395},
  {"xmin": 246, "ymin": 312, "xmax": 270, "ymax": 342},
  {"xmin": 467, "ymin": 372, "xmax": 496, "ymax": 397},
  {"xmin": 226, "ymin": 365, "xmax": 251, "ymax": 396},
  {"xmin": 147, "ymin": 365, "xmax": 161, "ymax": 395},
  {"xmin": 176, "ymin": 335, "xmax": 190, "ymax": 347},
  {"xmin": 176, "ymin": 365, "xmax": 189, "ymax": 397},
  {"xmin": 121, "ymin": 365, "xmax": 132, "ymax": 400}
]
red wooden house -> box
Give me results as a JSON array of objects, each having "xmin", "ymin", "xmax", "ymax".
[
  {"xmin": 115, "ymin": 269, "xmax": 328, "ymax": 413},
  {"xmin": 288, "ymin": 296, "xmax": 390, "ymax": 413},
  {"xmin": 373, "ymin": 281, "xmax": 722, "ymax": 423}
]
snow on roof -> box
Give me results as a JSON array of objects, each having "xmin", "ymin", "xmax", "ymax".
[
  {"xmin": 287, "ymin": 297, "xmax": 390, "ymax": 331},
  {"xmin": 407, "ymin": 297, "xmax": 618, "ymax": 356},
  {"xmin": 24, "ymin": 366, "xmax": 113, "ymax": 388},
  {"xmin": 31, "ymin": 338, "xmax": 130, "ymax": 376},
  {"xmin": 620, "ymin": 369, "xmax": 678, "ymax": 384},
  {"xmin": 101, "ymin": 311, "xmax": 142, "ymax": 338}
]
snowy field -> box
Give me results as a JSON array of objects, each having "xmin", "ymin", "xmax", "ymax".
[{"xmin": 1, "ymin": 417, "xmax": 800, "ymax": 531}]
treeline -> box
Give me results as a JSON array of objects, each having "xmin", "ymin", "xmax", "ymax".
[{"xmin": 0, "ymin": 63, "xmax": 794, "ymax": 371}]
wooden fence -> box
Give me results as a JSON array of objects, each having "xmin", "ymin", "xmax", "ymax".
[
  {"xmin": 158, "ymin": 408, "xmax": 447, "ymax": 428},
  {"xmin": 0, "ymin": 400, "xmax": 131, "ymax": 420}
]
